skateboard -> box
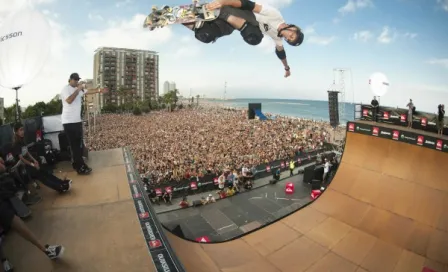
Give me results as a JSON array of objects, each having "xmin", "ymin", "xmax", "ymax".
[{"xmin": 143, "ymin": 1, "xmax": 220, "ymax": 30}]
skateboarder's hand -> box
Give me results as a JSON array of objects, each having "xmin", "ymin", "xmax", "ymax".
[
  {"xmin": 284, "ymin": 69, "xmax": 291, "ymax": 78},
  {"xmin": 206, "ymin": 0, "xmax": 222, "ymax": 10}
]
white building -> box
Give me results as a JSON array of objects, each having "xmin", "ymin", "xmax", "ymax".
[
  {"xmin": 163, "ymin": 81, "xmax": 170, "ymax": 94},
  {"xmin": 162, "ymin": 81, "xmax": 177, "ymax": 95}
]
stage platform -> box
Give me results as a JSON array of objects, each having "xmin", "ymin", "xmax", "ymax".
[
  {"xmin": 163, "ymin": 131, "xmax": 448, "ymax": 272},
  {"xmin": 159, "ymin": 174, "xmax": 313, "ymax": 242},
  {"xmin": 2, "ymin": 148, "xmax": 154, "ymax": 272}
]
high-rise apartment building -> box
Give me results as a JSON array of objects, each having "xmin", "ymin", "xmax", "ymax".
[
  {"xmin": 0, "ymin": 97, "xmax": 4, "ymax": 123},
  {"xmin": 93, "ymin": 47, "xmax": 159, "ymax": 109}
]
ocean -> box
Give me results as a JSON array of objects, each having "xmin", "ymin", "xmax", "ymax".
[{"xmin": 206, "ymin": 98, "xmax": 356, "ymax": 124}]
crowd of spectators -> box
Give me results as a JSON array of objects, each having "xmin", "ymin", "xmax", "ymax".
[{"xmin": 87, "ymin": 106, "xmax": 337, "ymax": 186}]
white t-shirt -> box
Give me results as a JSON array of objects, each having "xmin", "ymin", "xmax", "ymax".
[
  {"xmin": 218, "ymin": 175, "xmax": 225, "ymax": 189},
  {"xmin": 324, "ymin": 162, "xmax": 331, "ymax": 173},
  {"xmin": 255, "ymin": 5, "xmax": 285, "ymax": 47},
  {"xmin": 60, "ymin": 85, "xmax": 84, "ymax": 124}
]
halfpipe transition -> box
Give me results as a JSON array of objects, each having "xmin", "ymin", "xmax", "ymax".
[{"xmin": 163, "ymin": 122, "xmax": 448, "ymax": 272}]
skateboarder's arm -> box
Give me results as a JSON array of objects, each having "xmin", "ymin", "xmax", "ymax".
[{"xmin": 275, "ymin": 44, "xmax": 290, "ymax": 71}]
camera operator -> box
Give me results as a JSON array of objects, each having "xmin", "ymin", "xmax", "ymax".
[
  {"xmin": 437, "ymin": 104, "xmax": 445, "ymax": 135},
  {"xmin": 60, "ymin": 73, "xmax": 91, "ymax": 175}
]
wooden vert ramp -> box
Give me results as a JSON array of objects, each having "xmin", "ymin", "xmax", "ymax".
[{"xmin": 163, "ymin": 132, "xmax": 448, "ymax": 272}]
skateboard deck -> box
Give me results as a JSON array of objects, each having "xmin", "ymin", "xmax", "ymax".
[{"xmin": 143, "ymin": 3, "xmax": 220, "ymax": 30}]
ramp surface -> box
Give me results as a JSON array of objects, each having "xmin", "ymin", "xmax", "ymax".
[
  {"xmin": 163, "ymin": 132, "xmax": 448, "ymax": 272},
  {"xmin": 3, "ymin": 149, "xmax": 154, "ymax": 272}
]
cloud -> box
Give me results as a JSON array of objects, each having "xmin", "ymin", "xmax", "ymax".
[
  {"xmin": 81, "ymin": 14, "xmax": 173, "ymax": 52},
  {"xmin": 403, "ymin": 32, "xmax": 417, "ymax": 39},
  {"xmin": 256, "ymin": 0, "xmax": 293, "ymax": 8},
  {"xmin": 308, "ymin": 36, "xmax": 336, "ymax": 45},
  {"xmin": 427, "ymin": 58, "xmax": 448, "ymax": 68},
  {"xmin": 171, "ymin": 36, "xmax": 201, "ymax": 58},
  {"xmin": 115, "ymin": 0, "xmax": 131, "ymax": 8},
  {"xmin": 437, "ymin": 0, "xmax": 448, "ymax": 11},
  {"xmin": 338, "ymin": 0, "xmax": 373, "ymax": 14},
  {"xmin": 353, "ymin": 30, "xmax": 373, "ymax": 42},
  {"xmin": 377, "ymin": 26, "xmax": 394, "ymax": 44},
  {"xmin": 88, "ymin": 13, "xmax": 104, "ymax": 21},
  {"xmin": 303, "ymin": 25, "xmax": 335, "ymax": 45},
  {"xmin": 353, "ymin": 27, "xmax": 416, "ymax": 43}
]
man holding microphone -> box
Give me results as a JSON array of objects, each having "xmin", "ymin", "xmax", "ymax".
[{"xmin": 60, "ymin": 73, "xmax": 91, "ymax": 175}]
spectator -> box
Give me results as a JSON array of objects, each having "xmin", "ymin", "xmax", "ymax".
[
  {"xmin": 289, "ymin": 160, "xmax": 294, "ymax": 176},
  {"xmin": 162, "ymin": 190, "xmax": 172, "ymax": 205},
  {"xmin": 206, "ymin": 194, "xmax": 216, "ymax": 203},
  {"xmin": 87, "ymin": 106, "xmax": 338, "ymax": 186},
  {"xmin": 217, "ymin": 174, "xmax": 225, "ymax": 192},
  {"xmin": 179, "ymin": 196, "xmax": 189, "ymax": 208},
  {"xmin": 406, "ymin": 99, "xmax": 414, "ymax": 128},
  {"xmin": 226, "ymin": 186, "xmax": 235, "ymax": 196},
  {"xmin": 370, "ymin": 96, "xmax": 379, "ymax": 122},
  {"xmin": 438, "ymin": 104, "xmax": 445, "ymax": 135},
  {"xmin": 12, "ymin": 123, "xmax": 72, "ymax": 193},
  {"xmin": 60, "ymin": 73, "xmax": 91, "ymax": 175},
  {"xmin": 0, "ymin": 201, "xmax": 64, "ymax": 262},
  {"xmin": 322, "ymin": 158, "xmax": 332, "ymax": 186}
]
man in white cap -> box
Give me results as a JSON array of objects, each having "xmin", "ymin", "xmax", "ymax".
[{"xmin": 60, "ymin": 73, "xmax": 92, "ymax": 175}]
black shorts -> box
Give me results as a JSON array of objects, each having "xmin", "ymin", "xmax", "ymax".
[{"xmin": 0, "ymin": 201, "xmax": 14, "ymax": 233}]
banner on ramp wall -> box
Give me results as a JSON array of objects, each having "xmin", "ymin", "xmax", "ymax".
[
  {"xmin": 122, "ymin": 148, "xmax": 183, "ymax": 272},
  {"xmin": 347, "ymin": 122, "xmax": 448, "ymax": 153}
]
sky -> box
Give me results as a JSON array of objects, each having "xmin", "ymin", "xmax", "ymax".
[{"xmin": 0, "ymin": 0, "xmax": 447, "ymax": 112}]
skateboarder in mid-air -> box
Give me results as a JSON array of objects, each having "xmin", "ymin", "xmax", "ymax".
[{"xmin": 206, "ymin": 0, "xmax": 305, "ymax": 78}]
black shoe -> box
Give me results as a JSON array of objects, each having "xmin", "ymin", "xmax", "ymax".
[
  {"xmin": 58, "ymin": 180, "xmax": 72, "ymax": 193},
  {"xmin": 22, "ymin": 193, "xmax": 42, "ymax": 206},
  {"xmin": 77, "ymin": 165, "xmax": 91, "ymax": 175}
]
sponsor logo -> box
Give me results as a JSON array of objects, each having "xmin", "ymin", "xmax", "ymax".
[
  {"xmin": 195, "ymin": 236, "xmax": 211, "ymax": 243},
  {"xmin": 443, "ymin": 144, "xmax": 448, "ymax": 151},
  {"xmin": 137, "ymin": 200, "xmax": 149, "ymax": 219},
  {"xmin": 380, "ymin": 130, "xmax": 391, "ymax": 136},
  {"xmin": 190, "ymin": 182, "xmax": 197, "ymax": 190},
  {"xmin": 372, "ymin": 127, "xmax": 379, "ymax": 136},
  {"xmin": 132, "ymin": 184, "xmax": 142, "ymax": 198},
  {"xmin": 436, "ymin": 140, "xmax": 442, "ymax": 150},
  {"xmin": 0, "ymin": 31, "xmax": 22, "ymax": 43},
  {"xmin": 157, "ymin": 254, "xmax": 171, "ymax": 272},
  {"xmin": 400, "ymin": 134, "xmax": 416, "ymax": 141},
  {"xmin": 421, "ymin": 118, "xmax": 427, "ymax": 126},
  {"xmin": 356, "ymin": 126, "xmax": 371, "ymax": 132},
  {"xmin": 266, "ymin": 166, "xmax": 271, "ymax": 172},
  {"xmin": 149, "ymin": 240, "xmax": 162, "ymax": 249},
  {"xmin": 144, "ymin": 221, "xmax": 162, "ymax": 248},
  {"xmin": 417, "ymin": 136, "xmax": 424, "ymax": 145},
  {"xmin": 424, "ymin": 140, "xmax": 435, "ymax": 146},
  {"xmin": 362, "ymin": 109, "xmax": 368, "ymax": 117},
  {"xmin": 348, "ymin": 123, "xmax": 355, "ymax": 132},
  {"xmin": 383, "ymin": 111, "xmax": 390, "ymax": 120},
  {"xmin": 400, "ymin": 114, "xmax": 406, "ymax": 122},
  {"xmin": 390, "ymin": 115, "xmax": 399, "ymax": 119}
]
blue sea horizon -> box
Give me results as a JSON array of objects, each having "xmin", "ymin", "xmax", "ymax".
[{"xmin": 204, "ymin": 98, "xmax": 355, "ymax": 123}]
